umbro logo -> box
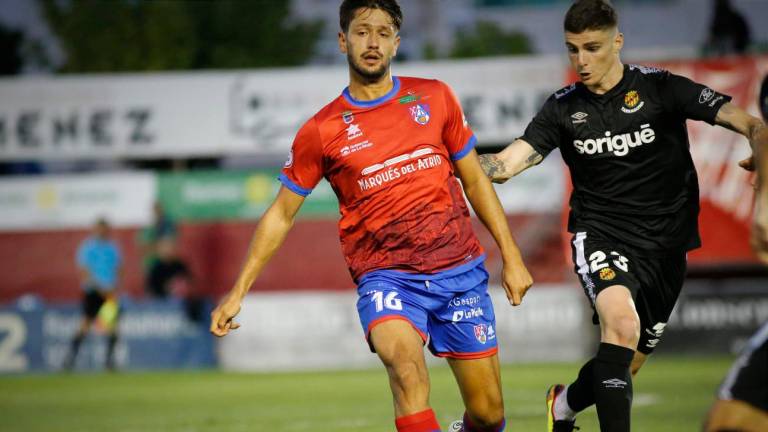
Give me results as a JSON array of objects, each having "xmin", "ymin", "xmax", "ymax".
[
  {"xmin": 602, "ymin": 378, "xmax": 628, "ymax": 389},
  {"xmin": 571, "ymin": 112, "xmax": 588, "ymax": 124}
]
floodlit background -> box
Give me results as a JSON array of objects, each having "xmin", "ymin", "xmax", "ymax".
[{"xmin": 0, "ymin": 1, "xmax": 766, "ymax": 431}]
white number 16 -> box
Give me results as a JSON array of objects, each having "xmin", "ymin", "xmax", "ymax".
[{"xmin": 372, "ymin": 291, "xmax": 403, "ymax": 312}]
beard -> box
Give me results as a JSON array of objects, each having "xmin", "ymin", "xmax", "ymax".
[{"xmin": 347, "ymin": 52, "xmax": 390, "ymax": 82}]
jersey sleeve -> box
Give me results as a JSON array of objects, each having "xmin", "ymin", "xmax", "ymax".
[
  {"xmin": 439, "ymin": 81, "xmax": 477, "ymax": 161},
  {"xmin": 279, "ymin": 117, "xmax": 324, "ymax": 197},
  {"xmin": 660, "ymin": 72, "xmax": 732, "ymax": 124},
  {"xmin": 521, "ymin": 95, "xmax": 562, "ymax": 158}
]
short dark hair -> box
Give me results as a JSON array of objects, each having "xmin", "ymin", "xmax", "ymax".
[
  {"xmin": 564, "ymin": 0, "xmax": 618, "ymax": 33},
  {"xmin": 339, "ymin": 0, "xmax": 403, "ymax": 33}
]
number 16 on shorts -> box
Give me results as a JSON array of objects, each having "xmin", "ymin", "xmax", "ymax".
[{"xmin": 372, "ymin": 291, "xmax": 403, "ymax": 312}]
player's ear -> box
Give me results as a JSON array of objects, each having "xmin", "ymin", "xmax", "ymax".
[
  {"xmin": 338, "ymin": 31, "xmax": 348, "ymax": 54},
  {"xmin": 393, "ymin": 34, "xmax": 400, "ymax": 57},
  {"xmin": 614, "ymin": 30, "xmax": 624, "ymax": 53}
]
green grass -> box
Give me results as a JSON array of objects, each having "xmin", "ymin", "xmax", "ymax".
[{"xmin": 0, "ymin": 356, "xmax": 732, "ymax": 432}]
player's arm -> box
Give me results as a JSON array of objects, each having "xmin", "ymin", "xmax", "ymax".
[
  {"xmin": 714, "ymin": 102, "xmax": 768, "ymax": 263},
  {"xmin": 454, "ymin": 149, "xmax": 533, "ymax": 306},
  {"xmin": 715, "ymin": 102, "xmax": 768, "ymax": 163},
  {"xmin": 210, "ymin": 187, "xmax": 305, "ymax": 336},
  {"xmin": 478, "ymin": 138, "xmax": 543, "ymax": 183}
]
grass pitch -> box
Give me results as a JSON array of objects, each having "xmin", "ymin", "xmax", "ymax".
[{"xmin": 0, "ymin": 356, "xmax": 731, "ymax": 432}]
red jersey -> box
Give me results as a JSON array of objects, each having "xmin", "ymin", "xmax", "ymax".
[{"xmin": 280, "ymin": 76, "xmax": 484, "ymax": 281}]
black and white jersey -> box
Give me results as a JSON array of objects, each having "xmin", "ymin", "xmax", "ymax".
[{"xmin": 522, "ymin": 64, "xmax": 732, "ymax": 255}]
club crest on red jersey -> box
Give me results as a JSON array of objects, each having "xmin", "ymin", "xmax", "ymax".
[
  {"xmin": 409, "ymin": 103, "xmax": 430, "ymax": 125},
  {"xmin": 474, "ymin": 324, "xmax": 488, "ymax": 344}
]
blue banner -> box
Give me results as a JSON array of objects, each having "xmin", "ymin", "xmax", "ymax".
[{"xmin": 0, "ymin": 296, "xmax": 215, "ymax": 373}]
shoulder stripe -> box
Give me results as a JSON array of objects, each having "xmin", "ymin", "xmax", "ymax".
[
  {"xmin": 554, "ymin": 83, "xmax": 577, "ymax": 99},
  {"xmin": 628, "ymin": 64, "xmax": 666, "ymax": 75}
]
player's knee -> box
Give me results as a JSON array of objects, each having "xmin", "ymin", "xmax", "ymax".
[
  {"xmin": 465, "ymin": 407, "xmax": 505, "ymax": 431},
  {"xmin": 605, "ymin": 315, "xmax": 640, "ymax": 347},
  {"xmin": 465, "ymin": 393, "xmax": 504, "ymax": 429},
  {"xmin": 386, "ymin": 355, "xmax": 428, "ymax": 389}
]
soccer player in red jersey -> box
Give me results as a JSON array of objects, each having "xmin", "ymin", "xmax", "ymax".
[{"xmin": 210, "ymin": 1, "xmax": 533, "ymax": 431}]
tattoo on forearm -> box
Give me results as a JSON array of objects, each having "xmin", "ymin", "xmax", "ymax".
[
  {"xmin": 749, "ymin": 122, "xmax": 766, "ymax": 142},
  {"xmin": 525, "ymin": 150, "xmax": 543, "ymax": 167},
  {"xmin": 478, "ymin": 153, "xmax": 506, "ymax": 180},
  {"xmin": 715, "ymin": 103, "xmax": 739, "ymax": 133}
]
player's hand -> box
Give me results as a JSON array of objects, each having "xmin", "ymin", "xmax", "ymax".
[
  {"xmin": 210, "ymin": 292, "xmax": 243, "ymax": 337},
  {"xmin": 501, "ymin": 256, "xmax": 534, "ymax": 306},
  {"xmin": 752, "ymin": 195, "xmax": 768, "ymax": 264}
]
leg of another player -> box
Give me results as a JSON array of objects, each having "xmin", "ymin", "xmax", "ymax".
[
  {"xmin": 704, "ymin": 399, "xmax": 768, "ymax": 432},
  {"xmin": 64, "ymin": 316, "xmax": 93, "ymax": 370},
  {"xmin": 370, "ymin": 319, "xmax": 440, "ymax": 432},
  {"xmin": 593, "ymin": 284, "xmax": 640, "ymax": 432},
  {"xmin": 630, "ymin": 351, "xmax": 648, "ymax": 377},
  {"xmin": 448, "ymin": 355, "xmax": 506, "ymax": 431},
  {"xmin": 106, "ymin": 327, "xmax": 118, "ymax": 371}
]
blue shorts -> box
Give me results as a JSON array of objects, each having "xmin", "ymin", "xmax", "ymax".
[{"xmin": 356, "ymin": 257, "xmax": 498, "ymax": 359}]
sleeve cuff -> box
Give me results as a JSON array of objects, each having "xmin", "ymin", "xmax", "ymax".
[
  {"xmin": 451, "ymin": 135, "xmax": 477, "ymax": 161},
  {"xmin": 278, "ymin": 173, "xmax": 312, "ymax": 197}
]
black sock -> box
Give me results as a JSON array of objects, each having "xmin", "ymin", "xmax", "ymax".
[
  {"xmin": 65, "ymin": 333, "xmax": 85, "ymax": 368},
  {"xmin": 106, "ymin": 334, "xmax": 118, "ymax": 369},
  {"xmin": 566, "ymin": 358, "xmax": 596, "ymax": 413},
  {"xmin": 593, "ymin": 342, "xmax": 634, "ymax": 432}
]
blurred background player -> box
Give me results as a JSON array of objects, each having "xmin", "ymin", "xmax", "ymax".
[
  {"xmin": 704, "ymin": 0, "xmax": 751, "ymax": 57},
  {"xmin": 702, "ymin": 74, "xmax": 768, "ymax": 432},
  {"xmin": 63, "ymin": 217, "xmax": 123, "ymax": 371},
  {"xmin": 210, "ymin": 1, "xmax": 533, "ymax": 431},
  {"xmin": 138, "ymin": 202, "xmax": 178, "ymax": 285},
  {"xmin": 146, "ymin": 236, "xmax": 191, "ymax": 300},
  {"xmin": 477, "ymin": 1, "xmax": 768, "ymax": 431}
]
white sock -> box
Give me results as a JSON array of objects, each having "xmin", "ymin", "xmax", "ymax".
[{"xmin": 554, "ymin": 385, "xmax": 577, "ymax": 421}]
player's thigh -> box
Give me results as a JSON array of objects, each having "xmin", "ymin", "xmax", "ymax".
[
  {"xmin": 570, "ymin": 232, "xmax": 639, "ymax": 317},
  {"xmin": 705, "ymin": 399, "xmax": 768, "ymax": 432},
  {"xmin": 357, "ymin": 278, "xmax": 430, "ymax": 363},
  {"xmin": 370, "ymin": 319, "xmax": 428, "ymax": 366},
  {"xmin": 594, "ymin": 284, "xmax": 640, "ymax": 342},
  {"xmin": 447, "ymin": 354, "xmax": 503, "ymax": 414},
  {"xmin": 630, "ymin": 351, "xmax": 648, "ymax": 376}
]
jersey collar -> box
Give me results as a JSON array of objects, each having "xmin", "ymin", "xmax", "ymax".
[
  {"xmin": 583, "ymin": 64, "xmax": 630, "ymax": 100},
  {"xmin": 342, "ymin": 76, "xmax": 401, "ymax": 108}
]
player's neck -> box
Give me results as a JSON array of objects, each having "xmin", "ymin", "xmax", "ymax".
[
  {"xmin": 587, "ymin": 61, "xmax": 624, "ymax": 95},
  {"xmin": 347, "ymin": 72, "xmax": 395, "ymax": 101}
]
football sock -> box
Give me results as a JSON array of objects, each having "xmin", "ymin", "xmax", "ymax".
[
  {"xmin": 565, "ymin": 358, "xmax": 596, "ymax": 415},
  {"xmin": 65, "ymin": 333, "xmax": 85, "ymax": 368},
  {"xmin": 395, "ymin": 408, "xmax": 442, "ymax": 432},
  {"xmin": 106, "ymin": 333, "xmax": 118, "ymax": 369},
  {"xmin": 554, "ymin": 385, "xmax": 577, "ymax": 421},
  {"xmin": 593, "ymin": 343, "xmax": 634, "ymax": 432},
  {"xmin": 462, "ymin": 412, "xmax": 506, "ymax": 431}
]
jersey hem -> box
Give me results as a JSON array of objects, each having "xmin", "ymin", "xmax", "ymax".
[{"xmin": 358, "ymin": 254, "xmax": 486, "ymax": 284}]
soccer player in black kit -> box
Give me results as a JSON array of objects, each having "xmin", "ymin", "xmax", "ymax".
[
  {"xmin": 703, "ymin": 75, "xmax": 768, "ymax": 432},
  {"xmin": 479, "ymin": 1, "xmax": 768, "ymax": 431}
]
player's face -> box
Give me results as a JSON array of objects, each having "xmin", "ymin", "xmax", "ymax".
[
  {"xmin": 565, "ymin": 27, "xmax": 623, "ymax": 88},
  {"xmin": 339, "ymin": 8, "xmax": 400, "ymax": 82}
]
